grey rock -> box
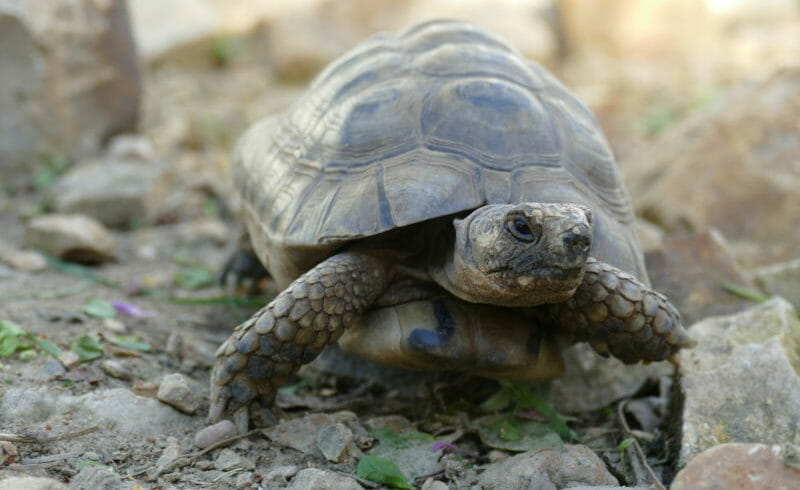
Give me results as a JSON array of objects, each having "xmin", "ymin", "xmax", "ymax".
[
  {"xmin": 0, "ymin": 476, "xmax": 67, "ymax": 490},
  {"xmin": 672, "ymin": 443, "xmax": 800, "ymax": 490},
  {"xmin": 39, "ymin": 359, "xmax": 67, "ymax": 381},
  {"xmin": 549, "ymin": 343, "xmax": 673, "ymax": 413},
  {"xmin": 262, "ymin": 465, "xmax": 300, "ymax": 485},
  {"xmin": 477, "ymin": 445, "xmax": 618, "ymax": 489},
  {"xmin": 100, "ymin": 359, "xmax": 134, "ymax": 380},
  {"xmin": 213, "ymin": 448, "xmax": 254, "ymax": 471},
  {"xmin": 52, "ymin": 158, "xmax": 162, "ymax": 229},
  {"xmin": 0, "ymin": 245, "xmax": 46, "ymax": 272},
  {"xmin": 69, "ymin": 464, "xmax": 136, "ymax": 490},
  {"xmin": 0, "ymin": 0, "xmax": 140, "ymax": 183},
  {"xmin": 755, "ymin": 258, "xmax": 800, "ymax": 310},
  {"xmin": 195, "ymin": 419, "xmax": 238, "ymax": 449},
  {"xmin": 264, "ymin": 411, "xmax": 365, "ymax": 457},
  {"xmin": 675, "ymin": 298, "xmax": 800, "ymax": 468},
  {"xmin": 421, "ymin": 479, "xmax": 449, "ymax": 490},
  {"xmin": 24, "ymin": 214, "xmax": 116, "ymax": 264},
  {"xmin": 0, "ymin": 388, "xmax": 196, "ymax": 439},
  {"xmin": 156, "ymin": 373, "xmax": 202, "ymax": 414},
  {"xmin": 156, "ymin": 436, "xmax": 182, "ymax": 473},
  {"xmin": 315, "ymin": 422, "xmax": 358, "ymax": 463},
  {"xmin": 286, "ymin": 468, "xmax": 363, "ymax": 490}
]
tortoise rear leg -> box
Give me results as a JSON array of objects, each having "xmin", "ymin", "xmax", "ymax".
[
  {"xmin": 547, "ymin": 257, "xmax": 695, "ymax": 363},
  {"xmin": 209, "ymin": 251, "xmax": 390, "ymax": 431}
]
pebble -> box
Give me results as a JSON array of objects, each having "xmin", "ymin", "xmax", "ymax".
[
  {"xmin": 107, "ymin": 133, "xmax": 156, "ymax": 161},
  {"xmin": 0, "ymin": 247, "xmax": 46, "ymax": 272},
  {"xmin": 156, "ymin": 436, "xmax": 182, "ymax": 473},
  {"xmin": 421, "ymin": 479, "xmax": 449, "ymax": 490},
  {"xmin": 315, "ymin": 422, "xmax": 358, "ymax": 463},
  {"xmin": 57, "ymin": 350, "xmax": 81, "ymax": 370},
  {"xmin": 69, "ymin": 464, "xmax": 134, "ymax": 490},
  {"xmin": 213, "ymin": 448, "xmax": 255, "ymax": 471},
  {"xmin": 38, "ymin": 359, "xmax": 66, "ymax": 381},
  {"xmin": 24, "ymin": 213, "xmax": 116, "ymax": 264},
  {"xmin": 263, "ymin": 465, "xmax": 300, "ymax": 484},
  {"xmin": 0, "ymin": 441, "xmax": 19, "ymax": 465},
  {"xmin": 672, "ymin": 443, "xmax": 800, "ymax": 490},
  {"xmin": 101, "ymin": 359, "xmax": 134, "ymax": 380},
  {"xmin": 102, "ymin": 318, "xmax": 127, "ymax": 333},
  {"xmin": 286, "ymin": 468, "xmax": 362, "ymax": 490},
  {"xmin": 195, "ymin": 420, "xmax": 238, "ymax": 449},
  {"xmin": 156, "ymin": 373, "xmax": 202, "ymax": 414},
  {"xmin": 477, "ymin": 445, "xmax": 618, "ymax": 489},
  {"xmin": 0, "ymin": 477, "xmax": 67, "ymax": 490}
]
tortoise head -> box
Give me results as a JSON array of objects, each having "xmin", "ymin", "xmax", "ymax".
[{"xmin": 432, "ymin": 203, "xmax": 593, "ymax": 307}]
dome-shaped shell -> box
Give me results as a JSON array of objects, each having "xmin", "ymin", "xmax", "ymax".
[{"xmin": 235, "ymin": 20, "xmax": 646, "ymax": 285}]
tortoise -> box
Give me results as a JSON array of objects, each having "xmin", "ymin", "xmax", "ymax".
[{"xmin": 209, "ymin": 20, "xmax": 694, "ymax": 430}]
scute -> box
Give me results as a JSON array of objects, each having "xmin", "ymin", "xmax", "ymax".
[{"xmin": 235, "ymin": 20, "xmax": 644, "ymax": 285}]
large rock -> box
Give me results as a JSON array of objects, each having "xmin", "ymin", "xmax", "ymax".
[
  {"xmin": 477, "ymin": 445, "xmax": 618, "ymax": 489},
  {"xmin": 645, "ymin": 228, "xmax": 756, "ymax": 325},
  {"xmin": 675, "ymin": 298, "xmax": 800, "ymax": 468},
  {"xmin": 625, "ymin": 67, "xmax": 800, "ymax": 267},
  {"xmin": 0, "ymin": 0, "xmax": 140, "ymax": 182},
  {"xmin": 672, "ymin": 443, "xmax": 800, "ymax": 490}
]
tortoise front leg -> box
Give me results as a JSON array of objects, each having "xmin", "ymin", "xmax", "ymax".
[
  {"xmin": 209, "ymin": 251, "xmax": 390, "ymax": 431},
  {"xmin": 546, "ymin": 257, "xmax": 695, "ymax": 363}
]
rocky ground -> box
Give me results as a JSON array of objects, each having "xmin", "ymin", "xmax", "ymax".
[{"xmin": 2, "ymin": 1, "xmax": 800, "ymax": 489}]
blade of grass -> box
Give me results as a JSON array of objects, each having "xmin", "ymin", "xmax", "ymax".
[
  {"xmin": 44, "ymin": 255, "xmax": 120, "ymax": 289},
  {"xmin": 718, "ymin": 281, "xmax": 769, "ymax": 303}
]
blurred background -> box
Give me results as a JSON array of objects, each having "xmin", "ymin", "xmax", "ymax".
[{"xmin": 2, "ymin": 0, "xmax": 799, "ymax": 278}]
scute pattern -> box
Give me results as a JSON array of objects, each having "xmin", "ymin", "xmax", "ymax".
[{"xmin": 234, "ymin": 19, "xmax": 642, "ymax": 284}]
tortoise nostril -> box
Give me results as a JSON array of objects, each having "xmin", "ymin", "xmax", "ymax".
[{"xmin": 564, "ymin": 234, "xmax": 590, "ymax": 254}]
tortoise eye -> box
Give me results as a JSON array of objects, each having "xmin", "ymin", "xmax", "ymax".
[{"xmin": 507, "ymin": 217, "xmax": 537, "ymax": 243}]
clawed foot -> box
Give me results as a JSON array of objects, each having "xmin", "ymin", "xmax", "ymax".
[{"xmin": 550, "ymin": 258, "xmax": 695, "ymax": 363}]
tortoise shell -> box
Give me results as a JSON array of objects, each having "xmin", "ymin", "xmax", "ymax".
[{"xmin": 234, "ymin": 19, "xmax": 646, "ymax": 287}]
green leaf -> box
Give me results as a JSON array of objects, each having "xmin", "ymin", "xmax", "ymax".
[
  {"xmin": 82, "ymin": 298, "xmax": 118, "ymax": 319},
  {"xmin": 107, "ymin": 336, "xmax": 151, "ymax": 352},
  {"xmin": 356, "ymin": 455, "xmax": 413, "ymax": 490},
  {"xmin": 477, "ymin": 414, "xmax": 563, "ymax": 452},
  {"xmin": 0, "ymin": 320, "xmax": 25, "ymax": 336},
  {"xmin": 719, "ymin": 282, "xmax": 770, "ymax": 303},
  {"xmin": 502, "ymin": 381, "xmax": 577, "ymax": 442},
  {"xmin": 71, "ymin": 335, "xmax": 103, "ymax": 361},
  {"xmin": 480, "ymin": 386, "xmax": 512, "ymax": 412},
  {"xmin": 370, "ymin": 428, "xmax": 435, "ymax": 450},
  {"xmin": 0, "ymin": 334, "xmax": 20, "ymax": 358},
  {"xmin": 26, "ymin": 335, "xmax": 63, "ymax": 358},
  {"xmin": 174, "ymin": 267, "xmax": 214, "ymax": 290},
  {"xmin": 618, "ymin": 437, "xmax": 636, "ymax": 451}
]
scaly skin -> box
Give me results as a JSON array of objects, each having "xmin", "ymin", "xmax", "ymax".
[
  {"xmin": 208, "ymin": 252, "xmax": 389, "ymax": 431},
  {"xmin": 547, "ymin": 257, "xmax": 695, "ymax": 363}
]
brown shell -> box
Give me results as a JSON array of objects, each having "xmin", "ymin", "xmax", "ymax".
[{"xmin": 235, "ymin": 20, "xmax": 646, "ymax": 285}]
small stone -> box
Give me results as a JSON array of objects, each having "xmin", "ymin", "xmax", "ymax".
[
  {"xmin": 57, "ymin": 350, "xmax": 81, "ymax": 370},
  {"xmin": 214, "ymin": 448, "xmax": 255, "ymax": 471},
  {"xmin": 155, "ymin": 437, "xmax": 182, "ymax": 474},
  {"xmin": 39, "ymin": 359, "xmax": 66, "ymax": 381},
  {"xmin": 156, "ymin": 373, "xmax": 202, "ymax": 414},
  {"xmin": 262, "ymin": 465, "xmax": 299, "ymax": 484},
  {"xmin": 0, "ymin": 440, "xmax": 19, "ymax": 465},
  {"xmin": 100, "ymin": 360, "xmax": 133, "ymax": 380},
  {"xmin": 672, "ymin": 443, "xmax": 800, "ymax": 490},
  {"xmin": 108, "ymin": 133, "xmax": 155, "ymax": 161},
  {"xmin": 132, "ymin": 380, "xmax": 159, "ymax": 397},
  {"xmin": 0, "ymin": 247, "xmax": 46, "ymax": 272},
  {"xmin": 477, "ymin": 445, "xmax": 618, "ymax": 489},
  {"xmin": 102, "ymin": 318, "xmax": 127, "ymax": 333},
  {"xmin": 421, "ymin": 479, "xmax": 449, "ymax": 490},
  {"xmin": 234, "ymin": 472, "xmax": 254, "ymax": 488},
  {"xmin": 195, "ymin": 420, "xmax": 238, "ymax": 449},
  {"xmin": 51, "ymin": 159, "xmax": 162, "ymax": 229},
  {"xmin": 24, "ymin": 214, "xmax": 116, "ymax": 264},
  {"xmin": 286, "ymin": 468, "xmax": 362, "ymax": 490},
  {"xmin": 0, "ymin": 476, "xmax": 68, "ymax": 490},
  {"xmin": 315, "ymin": 422, "xmax": 357, "ymax": 463}
]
